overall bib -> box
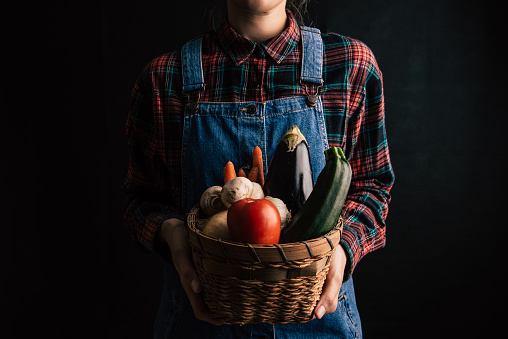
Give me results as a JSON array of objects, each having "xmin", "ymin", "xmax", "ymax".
[{"xmin": 154, "ymin": 27, "xmax": 363, "ymax": 338}]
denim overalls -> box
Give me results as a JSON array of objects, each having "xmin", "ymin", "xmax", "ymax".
[{"xmin": 154, "ymin": 27, "xmax": 363, "ymax": 338}]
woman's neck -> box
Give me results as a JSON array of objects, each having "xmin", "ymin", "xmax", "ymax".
[{"xmin": 226, "ymin": 0, "xmax": 288, "ymax": 43}]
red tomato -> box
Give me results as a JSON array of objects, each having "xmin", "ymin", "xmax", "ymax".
[{"xmin": 227, "ymin": 198, "xmax": 281, "ymax": 245}]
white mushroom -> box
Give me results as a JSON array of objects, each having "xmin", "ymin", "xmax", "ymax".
[
  {"xmin": 220, "ymin": 177, "xmax": 253, "ymax": 208},
  {"xmin": 200, "ymin": 186, "xmax": 227, "ymax": 216}
]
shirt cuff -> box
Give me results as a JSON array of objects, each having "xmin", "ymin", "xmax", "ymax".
[
  {"xmin": 339, "ymin": 227, "xmax": 359, "ymax": 281},
  {"xmin": 136, "ymin": 215, "xmax": 186, "ymax": 262}
]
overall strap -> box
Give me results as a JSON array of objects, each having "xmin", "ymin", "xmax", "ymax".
[
  {"xmin": 181, "ymin": 37, "xmax": 205, "ymax": 93},
  {"xmin": 181, "ymin": 29, "xmax": 323, "ymax": 90},
  {"xmin": 300, "ymin": 26, "xmax": 324, "ymax": 85}
]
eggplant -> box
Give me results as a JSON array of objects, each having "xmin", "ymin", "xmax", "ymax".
[{"xmin": 263, "ymin": 126, "xmax": 314, "ymax": 216}]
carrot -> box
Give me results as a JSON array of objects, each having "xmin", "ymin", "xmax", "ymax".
[
  {"xmin": 252, "ymin": 146, "xmax": 264, "ymax": 187},
  {"xmin": 238, "ymin": 167, "xmax": 246, "ymax": 177},
  {"xmin": 247, "ymin": 164, "xmax": 259, "ymax": 182},
  {"xmin": 223, "ymin": 161, "xmax": 237, "ymax": 184}
]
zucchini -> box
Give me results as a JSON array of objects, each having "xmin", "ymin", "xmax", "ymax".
[
  {"xmin": 279, "ymin": 146, "xmax": 352, "ymax": 243},
  {"xmin": 263, "ymin": 126, "xmax": 314, "ymax": 216}
]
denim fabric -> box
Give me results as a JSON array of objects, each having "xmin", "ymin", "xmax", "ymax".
[
  {"xmin": 300, "ymin": 27, "xmax": 324, "ymax": 85},
  {"xmin": 154, "ymin": 264, "xmax": 362, "ymax": 339},
  {"xmin": 181, "ymin": 37, "xmax": 205, "ymax": 92}
]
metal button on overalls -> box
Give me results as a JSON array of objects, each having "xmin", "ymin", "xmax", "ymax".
[{"xmin": 245, "ymin": 105, "xmax": 257, "ymax": 114}]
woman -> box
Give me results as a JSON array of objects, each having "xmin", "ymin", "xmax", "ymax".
[{"xmin": 123, "ymin": 0, "xmax": 394, "ymax": 337}]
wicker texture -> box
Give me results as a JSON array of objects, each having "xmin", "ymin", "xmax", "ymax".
[{"xmin": 187, "ymin": 205, "xmax": 343, "ymax": 325}]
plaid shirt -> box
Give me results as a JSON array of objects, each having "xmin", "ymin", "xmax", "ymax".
[{"xmin": 123, "ymin": 11, "xmax": 394, "ymax": 279}]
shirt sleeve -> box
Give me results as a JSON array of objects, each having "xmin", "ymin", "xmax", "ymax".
[
  {"xmin": 339, "ymin": 46, "xmax": 395, "ymax": 281},
  {"xmin": 122, "ymin": 63, "xmax": 184, "ymax": 257}
]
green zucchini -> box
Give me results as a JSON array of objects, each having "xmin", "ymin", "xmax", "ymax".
[
  {"xmin": 279, "ymin": 146, "xmax": 352, "ymax": 243},
  {"xmin": 263, "ymin": 126, "xmax": 314, "ymax": 216}
]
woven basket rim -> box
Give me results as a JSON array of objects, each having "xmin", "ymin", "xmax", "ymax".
[{"xmin": 187, "ymin": 205, "xmax": 342, "ymax": 264}]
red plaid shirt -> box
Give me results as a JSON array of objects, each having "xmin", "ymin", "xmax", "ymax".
[{"xmin": 123, "ymin": 11, "xmax": 394, "ymax": 279}]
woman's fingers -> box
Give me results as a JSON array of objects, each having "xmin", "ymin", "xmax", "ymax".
[
  {"xmin": 314, "ymin": 246, "xmax": 347, "ymax": 319},
  {"xmin": 160, "ymin": 219, "xmax": 221, "ymax": 325}
]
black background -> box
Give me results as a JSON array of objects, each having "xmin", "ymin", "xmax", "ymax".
[{"xmin": 2, "ymin": 0, "xmax": 506, "ymax": 338}]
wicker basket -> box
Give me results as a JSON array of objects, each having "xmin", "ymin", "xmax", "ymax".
[{"xmin": 186, "ymin": 205, "xmax": 343, "ymax": 325}]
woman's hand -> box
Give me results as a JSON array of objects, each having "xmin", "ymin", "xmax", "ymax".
[
  {"xmin": 314, "ymin": 245, "xmax": 348, "ymax": 319},
  {"xmin": 158, "ymin": 218, "xmax": 221, "ymax": 325}
]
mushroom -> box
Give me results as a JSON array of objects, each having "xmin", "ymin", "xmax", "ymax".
[
  {"xmin": 220, "ymin": 177, "xmax": 253, "ymax": 208},
  {"xmin": 200, "ymin": 186, "xmax": 227, "ymax": 216}
]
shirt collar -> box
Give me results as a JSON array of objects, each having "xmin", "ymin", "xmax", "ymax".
[{"xmin": 217, "ymin": 9, "xmax": 301, "ymax": 65}]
